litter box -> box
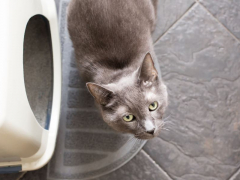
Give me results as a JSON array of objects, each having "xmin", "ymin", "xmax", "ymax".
[{"xmin": 0, "ymin": 0, "xmax": 61, "ymax": 173}]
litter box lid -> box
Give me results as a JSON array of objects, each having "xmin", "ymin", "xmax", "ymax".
[{"xmin": 0, "ymin": 0, "xmax": 61, "ymax": 172}]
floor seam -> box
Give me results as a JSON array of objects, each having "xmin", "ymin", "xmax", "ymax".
[
  {"xmin": 198, "ymin": 2, "xmax": 240, "ymax": 44},
  {"xmin": 227, "ymin": 165, "xmax": 240, "ymax": 180},
  {"xmin": 154, "ymin": 1, "xmax": 196, "ymax": 45},
  {"xmin": 141, "ymin": 149, "xmax": 174, "ymax": 180},
  {"xmin": 16, "ymin": 172, "xmax": 27, "ymax": 180}
]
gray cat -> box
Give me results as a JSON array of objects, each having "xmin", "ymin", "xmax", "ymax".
[{"xmin": 67, "ymin": 0, "xmax": 168, "ymax": 139}]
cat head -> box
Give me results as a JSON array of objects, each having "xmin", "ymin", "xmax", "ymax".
[{"xmin": 87, "ymin": 53, "xmax": 168, "ymax": 139}]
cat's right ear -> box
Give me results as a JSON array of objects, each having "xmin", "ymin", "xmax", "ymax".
[
  {"xmin": 86, "ymin": 83, "xmax": 114, "ymax": 106},
  {"xmin": 138, "ymin": 53, "xmax": 158, "ymax": 87}
]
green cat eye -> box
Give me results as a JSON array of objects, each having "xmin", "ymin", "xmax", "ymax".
[
  {"xmin": 149, "ymin": 101, "xmax": 158, "ymax": 111},
  {"xmin": 123, "ymin": 114, "xmax": 135, "ymax": 122}
]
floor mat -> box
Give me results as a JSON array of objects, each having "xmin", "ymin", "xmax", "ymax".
[{"xmin": 47, "ymin": 1, "xmax": 146, "ymax": 179}]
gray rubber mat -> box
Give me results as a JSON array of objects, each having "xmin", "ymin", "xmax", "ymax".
[{"xmin": 47, "ymin": 1, "xmax": 146, "ymax": 179}]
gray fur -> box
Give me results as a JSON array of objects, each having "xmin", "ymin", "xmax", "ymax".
[{"xmin": 68, "ymin": 0, "xmax": 168, "ymax": 139}]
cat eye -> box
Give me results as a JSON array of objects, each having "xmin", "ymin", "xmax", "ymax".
[
  {"xmin": 149, "ymin": 101, "xmax": 158, "ymax": 111},
  {"xmin": 123, "ymin": 114, "xmax": 135, "ymax": 122}
]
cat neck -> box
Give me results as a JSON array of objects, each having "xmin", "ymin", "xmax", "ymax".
[
  {"xmin": 92, "ymin": 41, "xmax": 155, "ymax": 85},
  {"xmin": 93, "ymin": 66, "xmax": 137, "ymax": 85},
  {"xmin": 103, "ymin": 67, "xmax": 139, "ymax": 91}
]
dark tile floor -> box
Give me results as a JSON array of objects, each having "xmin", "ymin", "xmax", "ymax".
[{"xmin": 2, "ymin": 0, "xmax": 240, "ymax": 180}]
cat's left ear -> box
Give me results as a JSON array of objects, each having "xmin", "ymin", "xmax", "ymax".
[
  {"xmin": 138, "ymin": 53, "xmax": 158, "ymax": 86},
  {"xmin": 86, "ymin": 82, "xmax": 114, "ymax": 106}
]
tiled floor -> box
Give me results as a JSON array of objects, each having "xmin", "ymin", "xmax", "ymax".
[{"xmin": 2, "ymin": 0, "xmax": 240, "ymax": 179}]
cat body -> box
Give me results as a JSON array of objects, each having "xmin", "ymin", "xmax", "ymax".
[{"xmin": 68, "ymin": 0, "xmax": 168, "ymax": 139}]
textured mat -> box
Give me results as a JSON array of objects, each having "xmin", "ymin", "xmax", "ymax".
[{"xmin": 47, "ymin": 1, "xmax": 146, "ymax": 179}]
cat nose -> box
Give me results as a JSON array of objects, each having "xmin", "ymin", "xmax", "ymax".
[{"xmin": 146, "ymin": 128, "xmax": 155, "ymax": 135}]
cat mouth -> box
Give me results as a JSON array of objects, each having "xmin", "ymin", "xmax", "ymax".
[{"xmin": 134, "ymin": 128, "xmax": 162, "ymax": 139}]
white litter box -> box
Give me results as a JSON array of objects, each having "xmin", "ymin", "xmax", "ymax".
[{"xmin": 0, "ymin": 0, "xmax": 61, "ymax": 173}]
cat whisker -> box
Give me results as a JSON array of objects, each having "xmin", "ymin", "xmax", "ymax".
[
  {"xmin": 162, "ymin": 116, "xmax": 171, "ymax": 121},
  {"xmin": 163, "ymin": 118, "xmax": 174, "ymax": 124},
  {"xmin": 161, "ymin": 127, "xmax": 170, "ymax": 131},
  {"xmin": 156, "ymin": 121, "xmax": 165, "ymax": 129},
  {"xmin": 163, "ymin": 122, "xmax": 176, "ymax": 129},
  {"xmin": 162, "ymin": 116, "xmax": 176, "ymax": 129},
  {"xmin": 157, "ymin": 121, "xmax": 172, "ymax": 131},
  {"xmin": 157, "ymin": 125, "xmax": 166, "ymax": 130}
]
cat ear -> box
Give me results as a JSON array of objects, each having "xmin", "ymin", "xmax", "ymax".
[
  {"xmin": 86, "ymin": 82, "xmax": 114, "ymax": 106},
  {"xmin": 138, "ymin": 53, "xmax": 158, "ymax": 85}
]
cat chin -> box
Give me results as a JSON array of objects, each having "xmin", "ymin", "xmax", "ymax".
[
  {"xmin": 135, "ymin": 134, "xmax": 155, "ymax": 140},
  {"xmin": 134, "ymin": 133, "xmax": 156, "ymax": 140},
  {"xmin": 134, "ymin": 129, "xmax": 162, "ymax": 140},
  {"xmin": 109, "ymin": 126, "xmax": 155, "ymax": 139}
]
